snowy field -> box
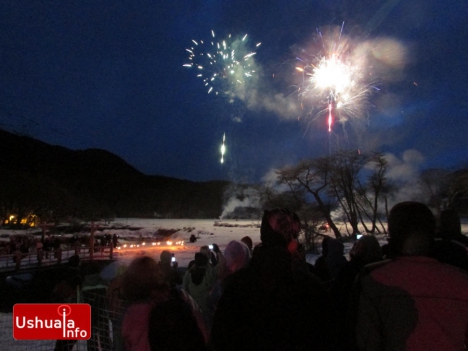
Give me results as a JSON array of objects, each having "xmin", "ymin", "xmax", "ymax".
[
  {"xmin": 0, "ymin": 217, "xmax": 386, "ymax": 271},
  {"xmin": 107, "ymin": 218, "xmax": 264, "ymax": 267},
  {"xmin": 1, "ymin": 217, "xmax": 468, "ymax": 350},
  {"xmin": 0, "ymin": 218, "xmax": 263, "ymax": 269},
  {"xmin": 2, "ymin": 217, "xmax": 468, "ymax": 269},
  {"xmin": 0, "ymin": 219, "xmax": 262, "ymax": 351}
]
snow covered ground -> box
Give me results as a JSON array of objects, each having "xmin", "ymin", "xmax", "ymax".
[
  {"xmin": 0, "ymin": 217, "xmax": 381, "ymax": 272},
  {"xmin": 0, "ymin": 218, "xmax": 263, "ymax": 269},
  {"xmin": 2, "ymin": 217, "xmax": 468, "ymax": 269},
  {"xmin": 0, "ymin": 219, "xmax": 261, "ymax": 351},
  {"xmin": 1, "ymin": 217, "xmax": 467, "ymax": 350},
  {"xmin": 106, "ymin": 218, "xmax": 265, "ymax": 267}
]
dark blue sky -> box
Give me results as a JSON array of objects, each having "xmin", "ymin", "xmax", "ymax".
[{"xmin": 1, "ymin": 0, "xmax": 467, "ymax": 182}]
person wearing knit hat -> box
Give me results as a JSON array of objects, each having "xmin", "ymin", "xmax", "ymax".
[
  {"xmin": 224, "ymin": 240, "xmax": 251, "ymax": 275},
  {"xmin": 209, "ymin": 240, "xmax": 252, "ymax": 318}
]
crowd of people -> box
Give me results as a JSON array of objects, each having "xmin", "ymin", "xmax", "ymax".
[{"xmin": 53, "ymin": 202, "xmax": 468, "ymax": 351}]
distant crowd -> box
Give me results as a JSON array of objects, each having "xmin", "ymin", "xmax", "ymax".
[
  {"xmin": 52, "ymin": 202, "xmax": 468, "ymax": 351},
  {"xmin": 1, "ymin": 232, "xmax": 120, "ymax": 268}
]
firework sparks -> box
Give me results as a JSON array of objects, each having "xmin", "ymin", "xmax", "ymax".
[
  {"xmin": 220, "ymin": 133, "xmax": 226, "ymax": 164},
  {"xmin": 296, "ymin": 25, "xmax": 377, "ymax": 133},
  {"xmin": 183, "ymin": 30, "xmax": 261, "ymax": 95}
]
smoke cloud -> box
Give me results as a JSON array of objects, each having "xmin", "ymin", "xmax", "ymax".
[
  {"xmin": 384, "ymin": 149, "xmax": 426, "ymax": 206},
  {"xmin": 220, "ymin": 184, "xmax": 261, "ymax": 219}
]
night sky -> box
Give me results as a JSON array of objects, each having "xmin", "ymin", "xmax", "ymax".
[{"xmin": 1, "ymin": 0, "xmax": 467, "ymax": 183}]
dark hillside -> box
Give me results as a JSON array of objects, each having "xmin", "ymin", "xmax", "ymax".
[{"xmin": 0, "ymin": 129, "xmax": 229, "ymax": 221}]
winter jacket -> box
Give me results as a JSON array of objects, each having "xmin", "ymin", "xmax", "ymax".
[
  {"xmin": 122, "ymin": 302, "xmax": 152, "ymax": 351},
  {"xmin": 159, "ymin": 262, "xmax": 183, "ymax": 288},
  {"xmin": 210, "ymin": 245, "xmax": 339, "ymax": 351},
  {"xmin": 182, "ymin": 264, "xmax": 217, "ymax": 315},
  {"xmin": 314, "ymin": 237, "xmax": 348, "ymax": 282},
  {"xmin": 353, "ymin": 256, "xmax": 468, "ymax": 351},
  {"xmin": 209, "ymin": 240, "xmax": 251, "ymax": 315},
  {"xmin": 325, "ymin": 238, "xmax": 348, "ymax": 279},
  {"xmin": 122, "ymin": 289, "xmax": 208, "ymax": 351}
]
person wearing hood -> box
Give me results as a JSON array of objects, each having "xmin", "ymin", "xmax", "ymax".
[
  {"xmin": 121, "ymin": 256, "xmax": 207, "ymax": 351},
  {"xmin": 223, "ymin": 240, "xmax": 251, "ymax": 275},
  {"xmin": 314, "ymin": 236, "xmax": 348, "ymax": 283},
  {"xmin": 325, "ymin": 238, "xmax": 348, "ymax": 279},
  {"xmin": 314, "ymin": 236, "xmax": 331, "ymax": 281},
  {"xmin": 240, "ymin": 236, "xmax": 253, "ymax": 253},
  {"xmin": 182, "ymin": 252, "xmax": 217, "ymax": 331},
  {"xmin": 210, "ymin": 208, "xmax": 339, "ymax": 351}
]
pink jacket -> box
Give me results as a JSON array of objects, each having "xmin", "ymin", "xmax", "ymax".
[
  {"xmin": 121, "ymin": 290, "xmax": 208, "ymax": 351},
  {"xmin": 122, "ymin": 302, "xmax": 152, "ymax": 351}
]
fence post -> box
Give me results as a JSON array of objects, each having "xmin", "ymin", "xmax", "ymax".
[
  {"xmin": 37, "ymin": 248, "xmax": 43, "ymax": 266},
  {"xmin": 15, "ymin": 251, "xmax": 21, "ymax": 271},
  {"xmin": 57, "ymin": 248, "xmax": 62, "ymax": 265},
  {"xmin": 90, "ymin": 222, "xmax": 96, "ymax": 260}
]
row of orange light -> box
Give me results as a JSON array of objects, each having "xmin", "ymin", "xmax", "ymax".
[{"xmin": 116, "ymin": 241, "xmax": 184, "ymax": 250}]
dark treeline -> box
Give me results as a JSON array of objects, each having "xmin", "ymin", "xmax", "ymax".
[{"xmin": 0, "ymin": 129, "xmax": 229, "ymax": 223}]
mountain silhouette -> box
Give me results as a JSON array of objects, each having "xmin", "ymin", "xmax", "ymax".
[{"xmin": 0, "ymin": 129, "xmax": 229, "ymax": 220}]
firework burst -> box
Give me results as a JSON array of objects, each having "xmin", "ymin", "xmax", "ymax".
[
  {"xmin": 295, "ymin": 25, "xmax": 377, "ymax": 133},
  {"xmin": 183, "ymin": 31, "xmax": 261, "ymax": 96}
]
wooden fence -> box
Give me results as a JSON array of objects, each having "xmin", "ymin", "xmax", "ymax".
[{"xmin": 0, "ymin": 245, "xmax": 114, "ymax": 273}]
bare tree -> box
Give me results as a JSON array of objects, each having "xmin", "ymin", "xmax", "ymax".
[
  {"xmin": 327, "ymin": 151, "xmax": 367, "ymax": 236},
  {"xmin": 299, "ymin": 204, "xmax": 327, "ymax": 251},
  {"xmin": 276, "ymin": 158, "xmax": 342, "ymax": 238},
  {"xmin": 419, "ymin": 168, "xmax": 451, "ymax": 217},
  {"xmin": 259, "ymin": 184, "xmax": 305, "ymax": 213},
  {"xmin": 355, "ymin": 152, "xmax": 390, "ymax": 234},
  {"xmin": 446, "ymin": 168, "xmax": 468, "ymax": 213}
]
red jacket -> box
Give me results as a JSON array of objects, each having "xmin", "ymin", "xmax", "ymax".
[{"xmin": 355, "ymin": 256, "xmax": 468, "ymax": 351}]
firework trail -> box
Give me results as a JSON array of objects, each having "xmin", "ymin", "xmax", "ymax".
[
  {"xmin": 295, "ymin": 25, "xmax": 378, "ymax": 133},
  {"xmin": 183, "ymin": 30, "xmax": 261, "ymax": 96},
  {"xmin": 220, "ymin": 133, "xmax": 226, "ymax": 164}
]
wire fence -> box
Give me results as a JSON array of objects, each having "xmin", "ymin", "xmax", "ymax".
[{"xmin": 2, "ymin": 289, "xmax": 125, "ymax": 351}]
